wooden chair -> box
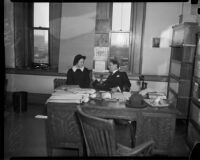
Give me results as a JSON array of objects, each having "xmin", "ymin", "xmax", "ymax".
[
  {"xmin": 76, "ymin": 106, "xmax": 155, "ymax": 156},
  {"xmin": 53, "ymin": 78, "xmax": 66, "ymax": 89}
]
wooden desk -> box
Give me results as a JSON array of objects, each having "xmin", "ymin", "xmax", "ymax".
[{"xmin": 46, "ymin": 99, "xmax": 179, "ymax": 156}]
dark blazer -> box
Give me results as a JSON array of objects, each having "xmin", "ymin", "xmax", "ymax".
[
  {"xmin": 93, "ymin": 70, "xmax": 131, "ymax": 91},
  {"xmin": 66, "ymin": 67, "xmax": 91, "ymax": 88}
]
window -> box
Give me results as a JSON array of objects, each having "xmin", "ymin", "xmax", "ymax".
[
  {"xmin": 33, "ymin": 3, "xmax": 49, "ymax": 65},
  {"xmin": 109, "ymin": 2, "xmax": 146, "ymax": 75},
  {"xmin": 13, "ymin": 2, "xmax": 61, "ymax": 71},
  {"xmin": 110, "ymin": 3, "xmax": 131, "ymax": 71}
]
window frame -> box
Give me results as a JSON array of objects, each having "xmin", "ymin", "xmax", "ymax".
[
  {"xmin": 32, "ymin": 2, "xmax": 50, "ymax": 67},
  {"xmin": 109, "ymin": 2, "xmax": 146, "ymax": 76}
]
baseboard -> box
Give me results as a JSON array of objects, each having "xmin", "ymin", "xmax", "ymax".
[{"xmin": 6, "ymin": 92, "xmax": 51, "ymax": 105}]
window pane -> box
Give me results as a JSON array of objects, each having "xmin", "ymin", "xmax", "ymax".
[
  {"xmin": 34, "ymin": 30, "xmax": 49, "ymax": 63},
  {"xmin": 110, "ymin": 33, "xmax": 130, "ymax": 71},
  {"xmin": 34, "ymin": 3, "xmax": 49, "ymax": 27},
  {"xmin": 112, "ymin": 3, "xmax": 131, "ymax": 31}
]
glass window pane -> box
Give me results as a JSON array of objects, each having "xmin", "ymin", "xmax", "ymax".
[
  {"xmin": 110, "ymin": 33, "xmax": 130, "ymax": 71},
  {"xmin": 34, "ymin": 30, "xmax": 49, "ymax": 63},
  {"xmin": 34, "ymin": 3, "xmax": 49, "ymax": 27},
  {"xmin": 112, "ymin": 3, "xmax": 131, "ymax": 31}
]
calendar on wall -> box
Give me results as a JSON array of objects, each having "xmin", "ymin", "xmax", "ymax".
[
  {"xmin": 94, "ymin": 47, "xmax": 109, "ymax": 61},
  {"xmin": 93, "ymin": 47, "xmax": 109, "ymax": 72}
]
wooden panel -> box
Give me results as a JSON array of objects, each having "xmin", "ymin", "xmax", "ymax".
[
  {"xmin": 169, "ymin": 75, "xmax": 192, "ymax": 97},
  {"xmin": 187, "ymin": 121, "xmax": 200, "ymax": 148},
  {"xmin": 190, "ymin": 102, "xmax": 200, "ymax": 126},
  {"xmin": 192, "ymin": 81, "xmax": 200, "ymax": 100},
  {"xmin": 46, "ymin": 103, "xmax": 83, "ymax": 156},
  {"xmin": 168, "ymin": 88, "xmax": 190, "ymax": 118},
  {"xmin": 169, "ymin": 77, "xmax": 179, "ymax": 94},
  {"xmin": 170, "ymin": 61, "xmax": 193, "ymax": 80},
  {"xmin": 94, "ymin": 33, "xmax": 109, "ymax": 47},
  {"xmin": 180, "ymin": 63, "xmax": 194, "ymax": 80},
  {"xmin": 176, "ymin": 97, "xmax": 190, "ymax": 119},
  {"xmin": 178, "ymin": 80, "xmax": 192, "ymax": 97},
  {"xmin": 14, "ymin": 3, "xmax": 32, "ymax": 68},
  {"xmin": 95, "ymin": 19, "xmax": 110, "ymax": 33},
  {"xmin": 49, "ymin": 3, "xmax": 62, "ymax": 70},
  {"xmin": 46, "ymin": 101, "xmax": 177, "ymax": 155},
  {"xmin": 96, "ymin": 3, "xmax": 111, "ymax": 20},
  {"xmin": 131, "ymin": 3, "xmax": 146, "ymax": 74},
  {"xmin": 172, "ymin": 22, "xmax": 199, "ymax": 45},
  {"xmin": 141, "ymin": 113, "xmax": 175, "ymax": 151},
  {"xmin": 171, "ymin": 46, "xmax": 196, "ymax": 63},
  {"xmin": 14, "ymin": 3, "xmax": 26, "ymax": 67},
  {"xmin": 194, "ymin": 58, "xmax": 200, "ymax": 78}
]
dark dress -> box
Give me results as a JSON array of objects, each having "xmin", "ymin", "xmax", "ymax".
[
  {"xmin": 66, "ymin": 68, "xmax": 91, "ymax": 88},
  {"xmin": 92, "ymin": 70, "xmax": 131, "ymax": 91}
]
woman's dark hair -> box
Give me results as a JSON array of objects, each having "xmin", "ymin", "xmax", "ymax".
[
  {"xmin": 73, "ymin": 54, "xmax": 86, "ymax": 65},
  {"xmin": 110, "ymin": 59, "xmax": 120, "ymax": 68}
]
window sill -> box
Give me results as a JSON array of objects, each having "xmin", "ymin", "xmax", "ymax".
[{"xmin": 6, "ymin": 68, "xmax": 66, "ymax": 77}]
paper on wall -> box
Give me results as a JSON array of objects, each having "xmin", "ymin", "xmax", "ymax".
[
  {"xmin": 94, "ymin": 60, "xmax": 106, "ymax": 72},
  {"xmin": 94, "ymin": 47, "xmax": 109, "ymax": 61}
]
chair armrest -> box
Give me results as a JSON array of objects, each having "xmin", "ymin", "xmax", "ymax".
[{"xmin": 117, "ymin": 140, "xmax": 155, "ymax": 156}]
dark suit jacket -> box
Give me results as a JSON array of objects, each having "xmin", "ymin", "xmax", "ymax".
[
  {"xmin": 66, "ymin": 68, "xmax": 91, "ymax": 88},
  {"xmin": 93, "ymin": 71, "xmax": 131, "ymax": 91}
]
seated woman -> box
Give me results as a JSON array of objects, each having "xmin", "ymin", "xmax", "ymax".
[
  {"xmin": 66, "ymin": 54, "xmax": 91, "ymax": 88},
  {"xmin": 92, "ymin": 59, "xmax": 131, "ymax": 92}
]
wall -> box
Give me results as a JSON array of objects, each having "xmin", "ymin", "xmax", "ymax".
[
  {"xmin": 5, "ymin": 2, "xmax": 188, "ymax": 94},
  {"xmin": 4, "ymin": 0, "xmax": 15, "ymax": 68},
  {"xmin": 142, "ymin": 3, "xmax": 182, "ymax": 75},
  {"xmin": 6, "ymin": 74, "xmax": 168, "ymax": 94},
  {"xmin": 58, "ymin": 3, "xmax": 96, "ymax": 73}
]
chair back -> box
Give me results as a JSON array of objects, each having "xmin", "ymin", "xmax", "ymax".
[
  {"xmin": 53, "ymin": 78, "xmax": 66, "ymax": 89},
  {"xmin": 76, "ymin": 106, "xmax": 117, "ymax": 156}
]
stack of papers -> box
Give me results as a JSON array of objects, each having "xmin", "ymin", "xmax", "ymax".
[
  {"xmin": 67, "ymin": 88, "xmax": 96, "ymax": 94},
  {"xmin": 47, "ymin": 87, "xmax": 94, "ymax": 103},
  {"xmin": 111, "ymin": 92, "xmax": 131, "ymax": 101},
  {"xmin": 147, "ymin": 92, "xmax": 167, "ymax": 99},
  {"xmin": 54, "ymin": 85, "xmax": 79, "ymax": 91}
]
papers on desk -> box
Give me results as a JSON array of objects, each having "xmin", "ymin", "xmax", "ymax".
[
  {"xmin": 47, "ymin": 87, "xmax": 95, "ymax": 104},
  {"xmin": 112, "ymin": 92, "xmax": 131, "ymax": 101},
  {"xmin": 144, "ymin": 99, "xmax": 169, "ymax": 107},
  {"xmin": 54, "ymin": 85, "xmax": 79, "ymax": 91},
  {"xmin": 67, "ymin": 88, "xmax": 96, "ymax": 94},
  {"xmin": 147, "ymin": 92, "xmax": 167, "ymax": 99},
  {"xmin": 139, "ymin": 89, "xmax": 167, "ymax": 99}
]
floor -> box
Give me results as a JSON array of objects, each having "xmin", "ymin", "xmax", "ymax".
[{"xmin": 4, "ymin": 103, "xmax": 191, "ymax": 159}]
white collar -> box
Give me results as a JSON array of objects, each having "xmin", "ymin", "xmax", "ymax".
[
  {"xmin": 112, "ymin": 69, "xmax": 118, "ymax": 74},
  {"xmin": 72, "ymin": 66, "xmax": 84, "ymax": 72}
]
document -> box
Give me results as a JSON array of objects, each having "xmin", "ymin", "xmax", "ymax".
[
  {"xmin": 94, "ymin": 60, "xmax": 106, "ymax": 72},
  {"xmin": 94, "ymin": 47, "xmax": 109, "ymax": 61}
]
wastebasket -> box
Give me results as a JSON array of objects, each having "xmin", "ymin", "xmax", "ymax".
[{"xmin": 13, "ymin": 91, "xmax": 27, "ymax": 113}]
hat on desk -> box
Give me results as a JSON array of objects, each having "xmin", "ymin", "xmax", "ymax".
[{"xmin": 126, "ymin": 92, "xmax": 147, "ymax": 108}]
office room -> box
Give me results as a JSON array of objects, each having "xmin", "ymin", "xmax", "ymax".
[{"xmin": 4, "ymin": 0, "xmax": 200, "ymax": 159}]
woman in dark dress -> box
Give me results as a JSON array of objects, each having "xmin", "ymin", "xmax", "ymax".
[{"xmin": 66, "ymin": 54, "xmax": 91, "ymax": 88}]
